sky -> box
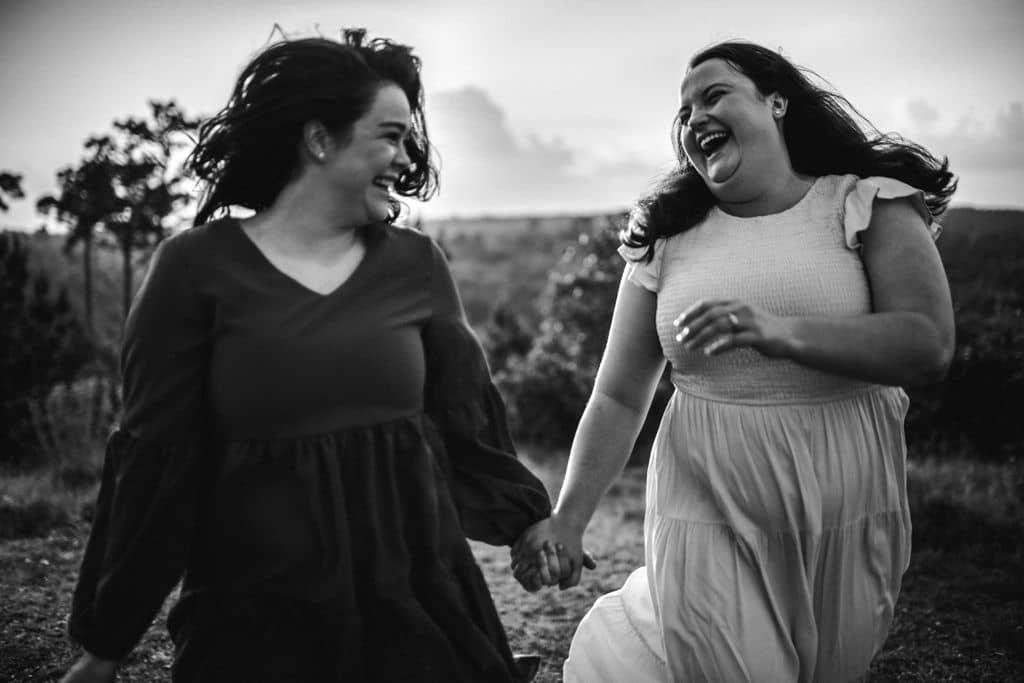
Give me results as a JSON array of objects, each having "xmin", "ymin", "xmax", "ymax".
[{"xmin": 2, "ymin": 0, "xmax": 1023, "ymax": 230}]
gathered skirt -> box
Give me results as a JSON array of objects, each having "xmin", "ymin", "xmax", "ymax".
[{"xmin": 565, "ymin": 385, "xmax": 912, "ymax": 683}]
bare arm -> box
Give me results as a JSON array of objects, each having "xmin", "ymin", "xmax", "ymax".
[
  {"xmin": 676, "ymin": 198, "xmax": 955, "ymax": 387},
  {"xmin": 512, "ymin": 271, "xmax": 665, "ymax": 589}
]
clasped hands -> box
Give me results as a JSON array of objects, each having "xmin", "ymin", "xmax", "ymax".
[{"xmin": 510, "ymin": 514, "xmax": 597, "ymax": 592}]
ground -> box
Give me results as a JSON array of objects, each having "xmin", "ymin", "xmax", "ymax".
[{"xmin": 2, "ymin": 466, "xmax": 1022, "ymax": 682}]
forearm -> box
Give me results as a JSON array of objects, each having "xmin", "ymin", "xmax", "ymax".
[
  {"xmin": 553, "ymin": 390, "xmax": 648, "ymax": 532},
  {"xmin": 785, "ymin": 311, "xmax": 953, "ymax": 387}
]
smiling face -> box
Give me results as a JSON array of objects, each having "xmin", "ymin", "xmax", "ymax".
[
  {"xmin": 322, "ymin": 83, "xmax": 412, "ymax": 226},
  {"xmin": 678, "ymin": 58, "xmax": 787, "ymax": 201}
]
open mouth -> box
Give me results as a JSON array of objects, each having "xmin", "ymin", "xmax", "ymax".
[
  {"xmin": 372, "ymin": 175, "xmax": 397, "ymax": 192},
  {"xmin": 697, "ymin": 130, "xmax": 731, "ymax": 158}
]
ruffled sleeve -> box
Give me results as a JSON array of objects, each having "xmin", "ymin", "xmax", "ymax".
[
  {"xmin": 617, "ymin": 239, "xmax": 666, "ymax": 292},
  {"xmin": 843, "ymin": 176, "xmax": 940, "ymax": 249},
  {"xmin": 69, "ymin": 233, "xmax": 212, "ymax": 659},
  {"xmin": 421, "ymin": 240, "xmax": 551, "ymax": 546}
]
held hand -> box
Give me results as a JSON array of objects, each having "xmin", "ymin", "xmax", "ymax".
[
  {"xmin": 674, "ymin": 299, "xmax": 794, "ymax": 358},
  {"xmin": 510, "ymin": 518, "xmax": 559, "ymax": 592},
  {"xmin": 511, "ymin": 514, "xmax": 595, "ymax": 591},
  {"xmin": 60, "ymin": 652, "xmax": 117, "ymax": 683}
]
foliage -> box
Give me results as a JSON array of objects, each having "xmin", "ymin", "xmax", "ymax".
[
  {"xmin": 903, "ymin": 208, "xmax": 1024, "ymax": 462},
  {"xmin": 0, "ymin": 170, "xmax": 25, "ymax": 212},
  {"xmin": 28, "ymin": 376, "xmax": 118, "ymax": 487},
  {"xmin": 37, "ymin": 99, "xmax": 200, "ymax": 330},
  {"xmin": 37, "ymin": 148, "xmax": 121, "ymax": 337},
  {"xmin": 0, "ymin": 232, "xmax": 94, "ymax": 469},
  {"xmin": 102, "ymin": 100, "xmax": 200, "ymax": 319},
  {"xmin": 495, "ymin": 218, "xmax": 627, "ymax": 446},
  {"xmin": 483, "ymin": 207, "xmax": 1023, "ymax": 462}
]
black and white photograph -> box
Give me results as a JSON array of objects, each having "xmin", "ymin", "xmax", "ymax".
[{"xmin": 1, "ymin": 1, "xmax": 1021, "ymax": 681}]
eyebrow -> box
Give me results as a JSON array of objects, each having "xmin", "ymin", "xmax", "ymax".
[
  {"xmin": 679, "ymin": 82, "xmax": 731, "ymax": 110},
  {"xmin": 378, "ymin": 121, "xmax": 409, "ymax": 132}
]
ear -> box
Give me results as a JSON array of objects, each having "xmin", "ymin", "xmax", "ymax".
[
  {"xmin": 769, "ymin": 94, "xmax": 788, "ymax": 119},
  {"xmin": 302, "ymin": 121, "xmax": 331, "ymax": 162}
]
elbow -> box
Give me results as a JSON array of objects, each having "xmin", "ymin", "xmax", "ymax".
[{"xmin": 905, "ymin": 327, "xmax": 955, "ymax": 388}]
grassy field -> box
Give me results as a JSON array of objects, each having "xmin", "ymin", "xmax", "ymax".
[{"xmin": 2, "ymin": 452, "xmax": 1022, "ymax": 682}]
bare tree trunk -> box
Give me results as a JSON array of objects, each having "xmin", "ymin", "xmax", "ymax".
[
  {"xmin": 82, "ymin": 232, "xmax": 94, "ymax": 338},
  {"xmin": 121, "ymin": 239, "xmax": 132, "ymax": 323}
]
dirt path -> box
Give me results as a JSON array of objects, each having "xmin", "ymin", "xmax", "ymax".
[{"xmin": 2, "ymin": 468, "xmax": 1022, "ymax": 682}]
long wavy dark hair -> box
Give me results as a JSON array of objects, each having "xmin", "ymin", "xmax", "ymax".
[
  {"xmin": 188, "ymin": 29, "xmax": 439, "ymax": 226},
  {"xmin": 623, "ymin": 41, "xmax": 957, "ymax": 261}
]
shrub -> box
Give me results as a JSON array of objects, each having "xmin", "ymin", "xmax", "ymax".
[
  {"xmin": 28, "ymin": 375, "xmax": 117, "ymax": 488},
  {"xmin": 0, "ymin": 231, "xmax": 95, "ymax": 469}
]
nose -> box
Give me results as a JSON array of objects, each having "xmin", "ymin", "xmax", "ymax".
[
  {"xmin": 394, "ymin": 140, "xmax": 411, "ymax": 170},
  {"xmin": 687, "ymin": 105, "xmax": 710, "ymax": 131}
]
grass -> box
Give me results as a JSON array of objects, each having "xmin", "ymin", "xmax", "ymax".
[{"xmin": 1, "ymin": 452, "xmax": 1022, "ymax": 682}]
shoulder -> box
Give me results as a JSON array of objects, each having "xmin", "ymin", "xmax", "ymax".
[
  {"xmin": 144, "ymin": 219, "xmax": 239, "ymax": 293},
  {"xmin": 382, "ymin": 222, "xmax": 448, "ymax": 266},
  {"xmin": 158, "ymin": 219, "xmax": 231, "ymax": 262},
  {"xmin": 835, "ymin": 175, "xmax": 937, "ymax": 248}
]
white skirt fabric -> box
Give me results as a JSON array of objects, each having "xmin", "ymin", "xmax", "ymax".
[{"xmin": 564, "ymin": 386, "xmax": 912, "ymax": 683}]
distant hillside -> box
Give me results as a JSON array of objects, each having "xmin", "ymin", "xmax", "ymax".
[
  {"xmin": 9, "ymin": 205, "xmax": 1022, "ymax": 354},
  {"xmin": 423, "ymin": 205, "xmax": 1020, "ymax": 240}
]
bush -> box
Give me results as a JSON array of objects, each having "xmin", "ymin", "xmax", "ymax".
[
  {"xmin": 28, "ymin": 375, "xmax": 117, "ymax": 487},
  {"xmin": 495, "ymin": 222, "xmax": 623, "ymax": 447},
  {"xmin": 488, "ymin": 208, "xmax": 1023, "ymax": 465},
  {"xmin": 903, "ymin": 209, "xmax": 1024, "ymax": 463},
  {"xmin": 0, "ymin": 231, "xmax": 95, "ymax": 469}
]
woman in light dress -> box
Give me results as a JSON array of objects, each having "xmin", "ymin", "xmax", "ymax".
[{"xmin": 512, "ymin": 40, "xmax": 956, "ymax": 682}]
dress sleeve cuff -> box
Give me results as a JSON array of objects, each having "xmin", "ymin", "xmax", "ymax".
[
  {"xmin": 617, "ymin": 240, "xmax": 665, "ymax": 292},
  {"xmin": 843, "ymin": 176, "xmax": 940, "ymax": 249},
  {"xmin": 68, "ymin": 429, "xmax": 205, "ymax": 659}
]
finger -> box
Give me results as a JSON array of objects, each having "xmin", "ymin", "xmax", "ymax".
[
  {"xmin": 673, "ymin": 299, "xmax": 712, "ymax": 327},
  {"xmin": 514, "ymin": 559, "xmax": 539, "ymax": 580},
  {"xmin": 682, "ymin": 307, "xmax": 735, "ymax": 350},
  {"xmin": 555, "ymin": 543, "xmax": 574, "ymax": 580},
  {"xmin": 566, "ymin": 556, "xmax": 584, "ymax": 589},
  {"xmin": 536, "ymin": 549, "xmax": 552, "ymax": 586},
  {"xmin": 704, "ymin": 331, "xmax": 758, "ymax": 356},
  {"xmin": 582, "ymin": 549, "xmax": 597, "ymax": 570},
  {"xmin": 543, "ymin": 541, "xmax": 561, "ymax": 585},
  {"xmin": 675, "ymin": 303, "xmax": 728, "ymax": 346}
]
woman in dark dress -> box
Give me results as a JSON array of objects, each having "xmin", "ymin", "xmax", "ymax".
[{"xmin": 60, "ymin": 29, "xmax": 551, "ymax": 683}]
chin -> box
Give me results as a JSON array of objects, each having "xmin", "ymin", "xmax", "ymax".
[{"xmin": 364, "ymin": 202, "xmax": 391, "ymax": 224}]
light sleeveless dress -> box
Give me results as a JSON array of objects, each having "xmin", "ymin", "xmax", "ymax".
[{"xmin": 563, "ymin": 175, "xmax": 938, "ymax": 683}]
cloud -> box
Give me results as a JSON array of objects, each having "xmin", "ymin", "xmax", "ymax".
[
  {"xmin": 419, "ymin": 87, "xmax": 668, "ymax": 217},
  {"xmin": 907, "ymin": 100, "xmax": 1024, "ymax": 172},
  {"xmin": 906, "ymin": 98, "xmax": 939, "ymax": 129}
]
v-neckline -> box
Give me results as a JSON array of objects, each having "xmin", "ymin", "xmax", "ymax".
[{"xmin": 228, "ymin": 218, "xmax": 382, "ymax": 298}]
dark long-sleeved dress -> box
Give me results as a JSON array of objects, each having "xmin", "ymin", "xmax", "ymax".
[{"xmin": 68, "ymin": 219, "xmax": 551, "ymax": 682}]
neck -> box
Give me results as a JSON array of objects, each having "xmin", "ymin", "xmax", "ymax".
[
  {"xmin": 717, "ymin": 169, "xmax": 815, "ymax": 218},
  {"xmin": 248, "ymin": 178, "xmax": 363, "ymax": 253}
]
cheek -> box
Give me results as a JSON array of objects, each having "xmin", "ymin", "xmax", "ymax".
[{"xmin": 680, "ymin": 133, "xmax": 701, "ymax": 163}]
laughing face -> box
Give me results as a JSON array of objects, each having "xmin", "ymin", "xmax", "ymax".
[
  {"xmin": 323, "ymin": 82, "xmax": 412, "ymax": 226},
  {"xmin": 678, "ymin": 58, "xmax": 786, "ymax": 199}
]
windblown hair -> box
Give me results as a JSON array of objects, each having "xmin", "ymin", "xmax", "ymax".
[
  {"xmin": 623, "ymin": 41, "xmax": 957, "ymax": 261},
  {"xmin": 188, "ymin": 29, "xmax": 438, "ymax": 225}
]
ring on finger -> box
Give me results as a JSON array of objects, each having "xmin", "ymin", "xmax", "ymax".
[{"xmin": 727, "ymin": 312, "xmax": 740, "ymax": 332}]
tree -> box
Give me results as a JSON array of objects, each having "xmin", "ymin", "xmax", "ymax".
[
  {"xmin": 0, "ymin": 171, "xmax": 25, "ymax": 212},
  {"xmin": 0, "ymin": 231, "xmax": 92, "ymax": 467},
  {"xmin": 102, "ymin": 100, "xmax": 200, "ymax": 320},
  {"xmin": 494, "ymin": 217, "xmax": 625, "ymax": 447},
  {"xmin": 36, "ymin": 143, "xmax": 120, "ymax": 338},
  {"xmin": 38, "ymin": 100, "xmax": 200, "ymax": 328}
]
